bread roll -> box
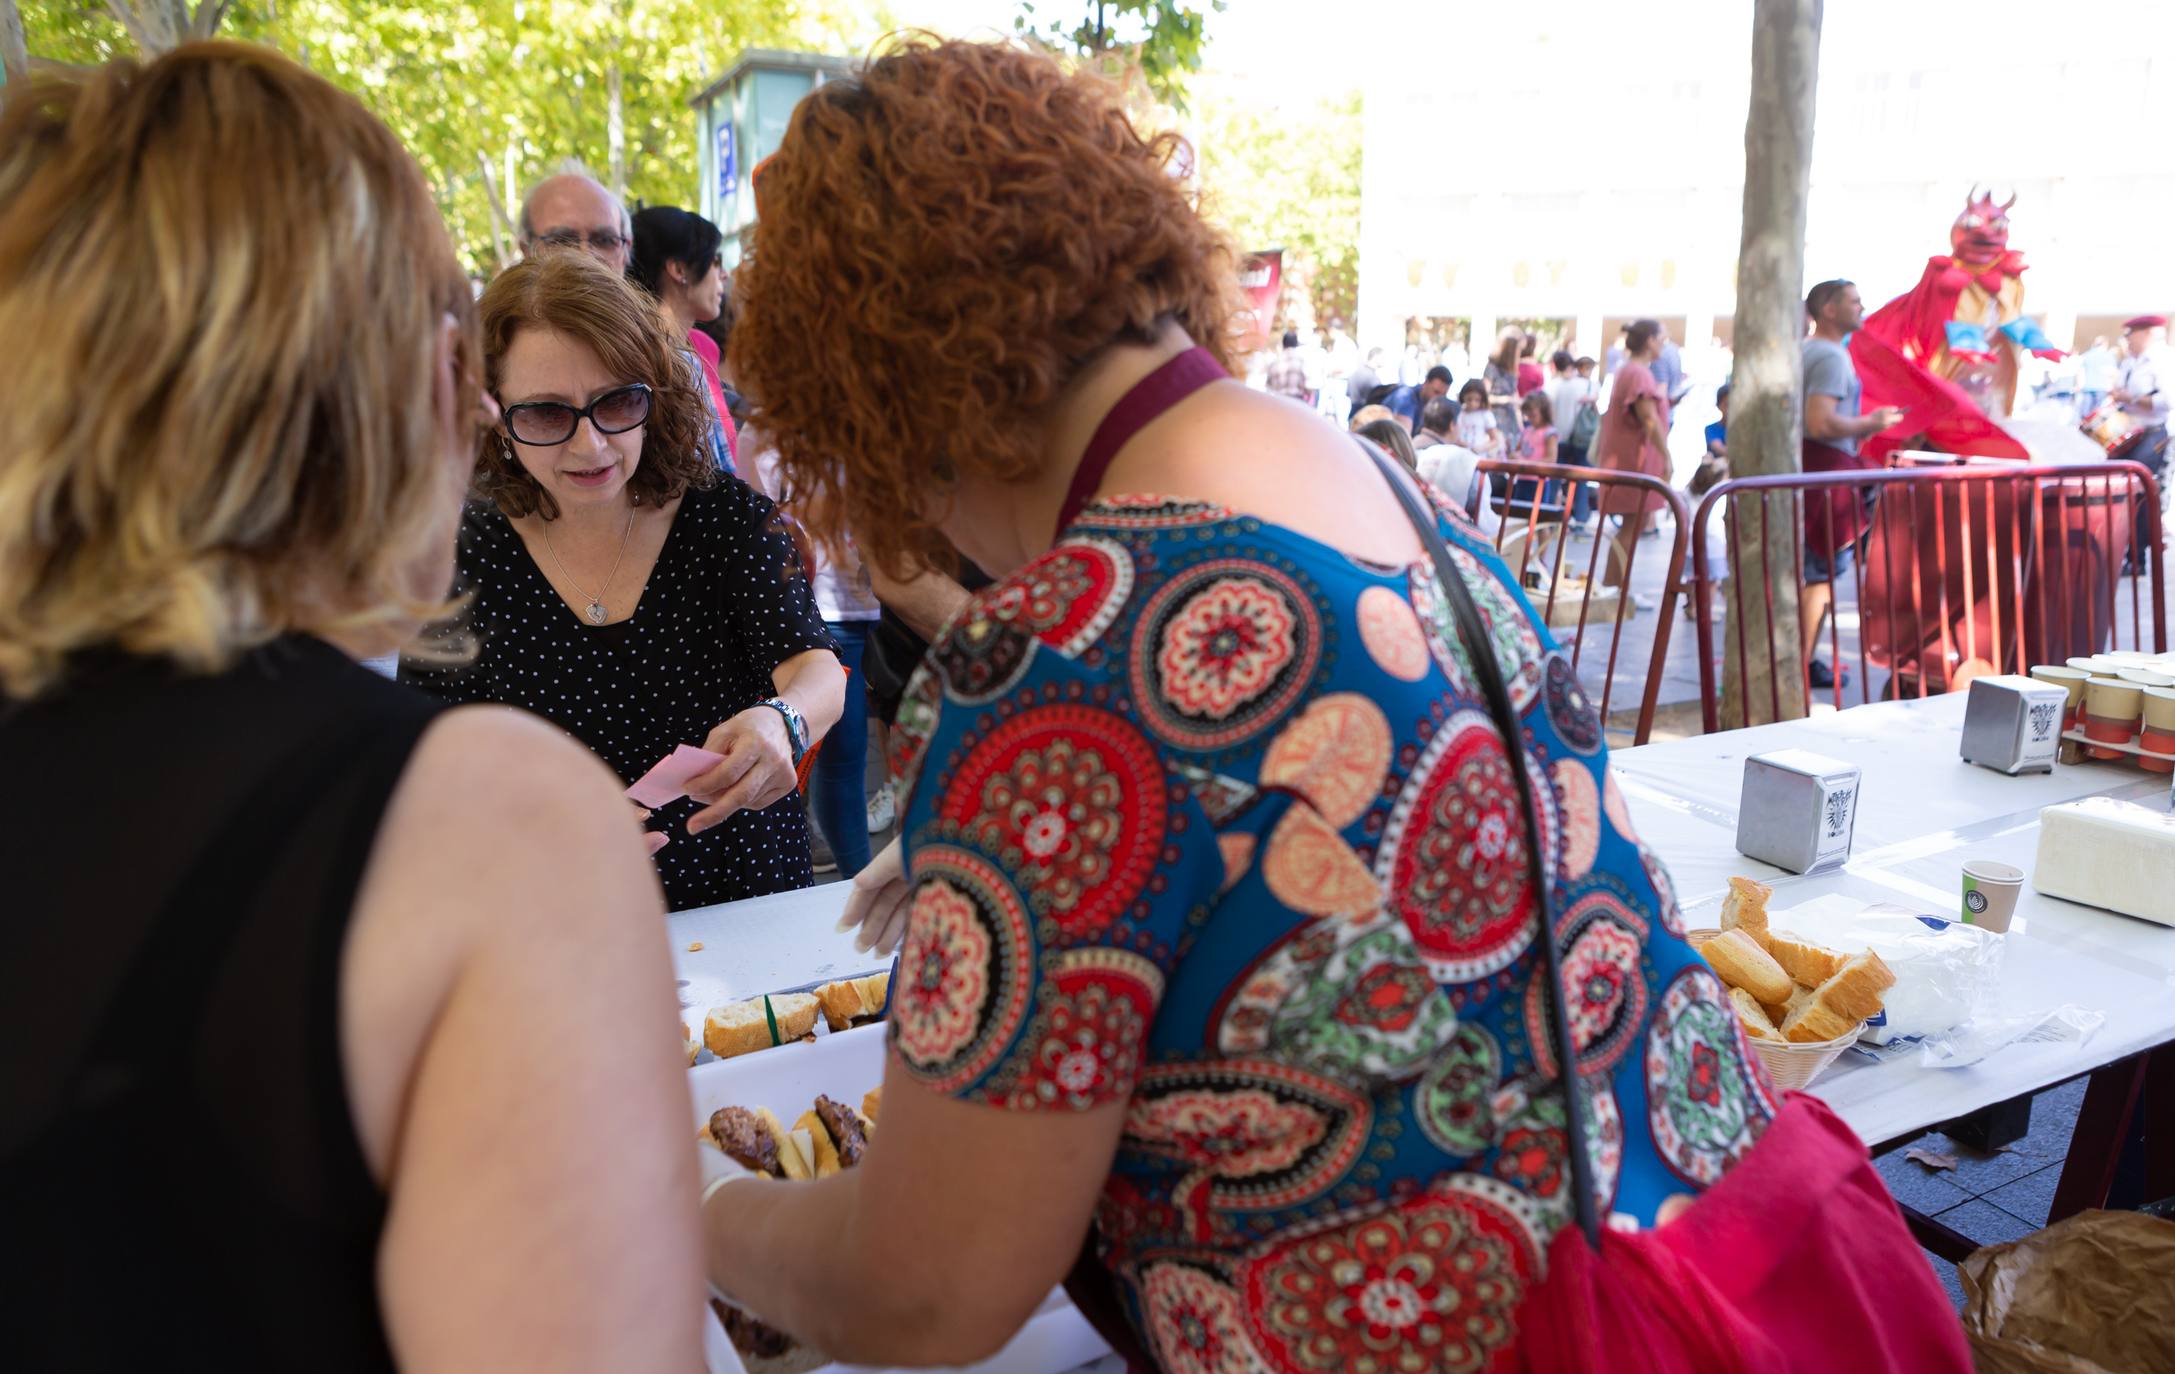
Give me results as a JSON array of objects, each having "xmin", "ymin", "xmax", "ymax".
[
  {"xmin": 862, "ymin": 1086, "xmax": 882, "ymax": 1124},
  {"xmin": 1699, "ymin": 928, "xmax": 1794, "ymax": 1005},
  {"xmin": 752, "ymin": 1107, "xmax": 811, "ymax": 1179},
  {"xmin": 703, "ymin": 993, "xmax": 822, "ymax": 1059},
  {"xmin": 1781, "ymin": 950, "xmax": 1896, "ymax": 1044},
  {"xmin": 1729, "ymin": 986, "xmax": 1781, "ymax": 1041},
  {"xmin": 1765, "ymin": 929, "xmax": 1848, "ymax": 988},
  {"xmin": 684, "ymin": 1021, "xmax": 701, "ymax": 1066},
  {"xmin": 1760, "ymin": 982, "xmax": 1813, "ymax": 1026},
  {"xmin": 815, "ymin": 972, "xmax": 895, "ymax": 1031},
  {"xmin": 1718, "ymin": 876, "xmax": 1774, "ymax": 947},
  {"xmin": 814, "ymin": 980, "xmax": 865, "ymax": 1033},
  {"xmin": 856, "ymin": 970, "xmax": 891, "ymax": 1018},
  {"xmin": 794, "ymin": 1109, "xmax": 843, "ymax": 1177}
]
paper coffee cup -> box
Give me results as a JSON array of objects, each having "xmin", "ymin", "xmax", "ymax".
[
  {"xmin": 1961, "ymin": 860, "xmax": 2024, "ymax": 933},
  {"xmin": 2140, "ymin": 687, "xmax": 2175, "ymax": 773},
  {"xmin": 2082, "ymin": 678, "xmax": 2143, "ymax": 759}
]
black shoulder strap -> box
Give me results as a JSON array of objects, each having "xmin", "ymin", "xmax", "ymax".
[{"xmin": 1357, "ymin": 438, "xmax": 1602, "ymax": 1246}]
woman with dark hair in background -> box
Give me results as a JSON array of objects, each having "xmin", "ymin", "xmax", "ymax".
[
  {"xmin": 631, "ymin": 204, "xmax": 740, "ymax": 467},
  {"xmin": 1484, "ymin": 325, "xmax": 1526, "ymax": 454},
  {"xmin": 1516, "ymin": 332, "xmax": 1546, "ymax": 395},
  {"xmin": 1592, "ymin": 316, "xmax": 1674, "ymax": 593}
]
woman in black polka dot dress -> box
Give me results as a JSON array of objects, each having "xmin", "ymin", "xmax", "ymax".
[{"xmin": 402, "ymin": 254, "xmax": 842, "ymax": 910}]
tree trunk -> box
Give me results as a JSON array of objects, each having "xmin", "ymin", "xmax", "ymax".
[
  {"xmin": 476, "ymin": 150, "xmax": 518, "ymax": 273},
  {"xmin": 1720, "ymin": 0, "xmax": 1822, "ymax": 728},
  {"xmin": 2, "ymin": 0, "xmax": 29, "ymax": 86},
  {"xmin": 606, "ymin": 63, "xmax": 625, "ymax": 201}
]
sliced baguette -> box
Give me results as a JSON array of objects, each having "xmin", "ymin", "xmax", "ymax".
[
  {"xmin": 1718, "ymin": 876, "xmax": 1774, "ymax": 948},
  {"xmin": 856, "ymin": 970, "xmax": 892, "ymax": 1019},
  {"xmin": 1761, "ymin": 982, "xmax": 1814, "ymax": 1026},
  {"xmin": 703, "ymin": 993, "xmax": 822, "ymax": 1059},
  {"xmin": 753, "ymin": 1107, "xmax": 812, "ymax": 1180},
  {"xmin": 1729, "ymin": 986, "xmax": 1782, "ymax": 1041},
  {"xmin": 862, "ymin": 1086, "xmax": 882, "ymax": 1125},
  {"xmin": 1699, "ymin": 927, "xmax": 1794, "ymax": 1005},
  {"xmin": 794, "ymin": 1109, "xmax": 843, "ymax": 1177},
  {"xmin": 814, "ymin": 980, "xmax": 866, "ymax": 1034},
  {"xmin": 1765, "ymin": 929, "xmax": 1849, "ymax": 988},
  {"xmin": 1781, "ymin": 949, "xmax": 1896, "ymax": 1044},
  {"xmin": 815, "ymin": 972, "xmax": 895, "ymax": 1032}
]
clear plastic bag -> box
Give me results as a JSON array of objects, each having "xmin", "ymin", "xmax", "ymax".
[{"xmin": 1765, "ymin": 895, "xmax": 2006, "ymax": 1044}]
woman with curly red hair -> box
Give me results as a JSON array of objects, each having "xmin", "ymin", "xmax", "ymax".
[{"xmin": 698, "ymin": 36, "xmax": 1968, "ymax": 1374}]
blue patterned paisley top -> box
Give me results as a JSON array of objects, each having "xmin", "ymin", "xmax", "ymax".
[{"xmin": 886, "ymin": 490, "xmax": 1779, "ymax": 1373}]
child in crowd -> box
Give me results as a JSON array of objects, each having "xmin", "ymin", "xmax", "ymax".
[
  {"xmin": 1519, "ymin": 390, "xmax": 1558, "ymax": 465},
  {"xmin": 1456, "ymin": 379, "xmax": 1503, "ymax": 456},
  {"xmin": 1512, "ymin": 389, "xmax": 1559, "ymax": 512},
  {"xmin": 1696, "ymin": 382, "xmax": 1730, "ymax": 497}
]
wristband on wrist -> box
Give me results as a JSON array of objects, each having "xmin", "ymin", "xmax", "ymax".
[{"xmin": 756, "ymin": 697, "xmax": 809, "ymax": 765}]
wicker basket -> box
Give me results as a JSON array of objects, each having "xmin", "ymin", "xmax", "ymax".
[{"xmin": 1687, "ymin": 928, "xmax": 1864, "ymax": 1090}]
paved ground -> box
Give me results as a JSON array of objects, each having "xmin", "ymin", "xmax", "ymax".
[{"xmin": 1875, "ymin": 1078, "xmax": 2092, "ymax": 1309}]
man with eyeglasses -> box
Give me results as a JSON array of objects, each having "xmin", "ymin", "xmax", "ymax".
[
  {"xmin": 519, "ymin": 172, "xmax": 632, "ymax": 275},
  {"xmin": 517, "ymin": 169, "xmax": 745, "ymax": 476}
]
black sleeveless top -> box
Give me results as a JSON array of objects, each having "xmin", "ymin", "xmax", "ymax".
[{"xmin": 0, "ymin": 636, "xmax": 442, "ymax": 1370}]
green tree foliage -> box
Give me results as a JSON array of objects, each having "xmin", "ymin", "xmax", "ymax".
[
  {"xmin": 17, "ymin": 0, "xmax": 873, "ymax": 271},
  {"xmin": 1014, "ymin": 0, "xmax": 1219, "ymax": 110},
  {"xmin": 1191, "ymin": 74, "xmax": 1361, "ymax": 327}
]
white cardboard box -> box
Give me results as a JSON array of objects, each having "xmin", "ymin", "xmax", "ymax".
[{"xmin": 693, "ymin": 1027, "xmax": 1112, "ymax": 1374}]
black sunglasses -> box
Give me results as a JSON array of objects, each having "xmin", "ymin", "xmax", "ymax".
[{"xmin": 502, "ymin": 383, "xmax": 653, "ymax": 447}]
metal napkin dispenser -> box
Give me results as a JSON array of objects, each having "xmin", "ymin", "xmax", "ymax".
[
  {"xmin": 1959, "ymin": 674, "xmax": 2067, "ymax": 776},
  {"xmin": 1736, "ymin": 748, "xmax": 1860, "ymax": 874}
]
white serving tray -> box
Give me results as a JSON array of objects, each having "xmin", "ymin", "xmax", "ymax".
[{"xmin": 693, "ymin": 1028, "xmax": 1111, "ymax": 1374}]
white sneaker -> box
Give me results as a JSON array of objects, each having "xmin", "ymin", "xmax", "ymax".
[{"xmin": 866, "ymin": 782, "xmax": 896, "ymax": 834}]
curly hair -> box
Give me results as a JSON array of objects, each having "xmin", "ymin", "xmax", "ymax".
[
  {"xmin": 473, "ymin": 253, "xmax": 714, "ymax": 520},
  {"xmin": 729, "ymin": 36, "xmax": 1245, "ymax": 578}
]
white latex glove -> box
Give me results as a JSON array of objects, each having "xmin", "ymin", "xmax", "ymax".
[
  {"xmin": 697, "ymin": 1141, "xmax": 760, "ymax": 1309},
  {"xmin": 836, "ymin": 837, "xmax": 912, "ymax": 955}
]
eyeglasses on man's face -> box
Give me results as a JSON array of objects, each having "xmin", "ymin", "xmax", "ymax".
[
  {"xmin": 535, "ymin": 227, "xmax": 628, "ymax": 257},
  {"xmin": 501, "ymin": 383, "xmax": 652, "ymax": 446}
]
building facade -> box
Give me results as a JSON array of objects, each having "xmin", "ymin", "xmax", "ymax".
[{"xmin": 1356, "ymin": 0, "xmax": 2175, "ymax": 363}]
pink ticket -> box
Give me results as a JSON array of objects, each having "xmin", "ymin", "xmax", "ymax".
[{"xmin": 626, "ymin": 743, "xmax": 726, "ymax": 808}]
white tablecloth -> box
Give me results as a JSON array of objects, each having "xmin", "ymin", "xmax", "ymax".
[
  {"xmin": 674, "ymin": 693, "xmax": 2175, "ymax": 1151},
  {"xmin": 1612, "ymin": 693, "xmax": 2175, "ymax": 1146},
  {"xmin": 668, "ymin": 884, "xmax": 878, "ymax": 1035}
]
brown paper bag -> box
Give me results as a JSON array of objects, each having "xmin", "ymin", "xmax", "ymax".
[{"xmin": 1959, "ymin": 1210, "xmax": 2175, "ymax": 1374}]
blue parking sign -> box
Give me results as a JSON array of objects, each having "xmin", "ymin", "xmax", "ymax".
[{"xmin": 716, "ymin": 123, "xmax": 736, "ymax": 200}]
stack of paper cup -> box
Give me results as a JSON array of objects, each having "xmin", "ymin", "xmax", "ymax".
[{"xmin": 2083, "ymin": 677, "xmax": 2143, "ymax": 760}]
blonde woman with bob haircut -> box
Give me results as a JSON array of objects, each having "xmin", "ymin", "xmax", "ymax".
[{"xmin": 0, "ymin": 44, "xmax": 702, "ymax": 1371}]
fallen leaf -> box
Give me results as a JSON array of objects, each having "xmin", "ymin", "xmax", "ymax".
[
  {"xmin": 1905, "ymin": 1148, "xmax": 1959, "ymax": 1172},
  {"xmin": 687, "ymin": 941, "xmax": 704, "ymax": 952}
]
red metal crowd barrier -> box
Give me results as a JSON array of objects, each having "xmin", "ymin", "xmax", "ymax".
[
  {"xmin": 1688, "ymin": 460, "xmax": 2166, "ymax": 734},
  {"xmin": 1467, "ymin": 459, "xmax": 1690, "ymax": 744}
]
